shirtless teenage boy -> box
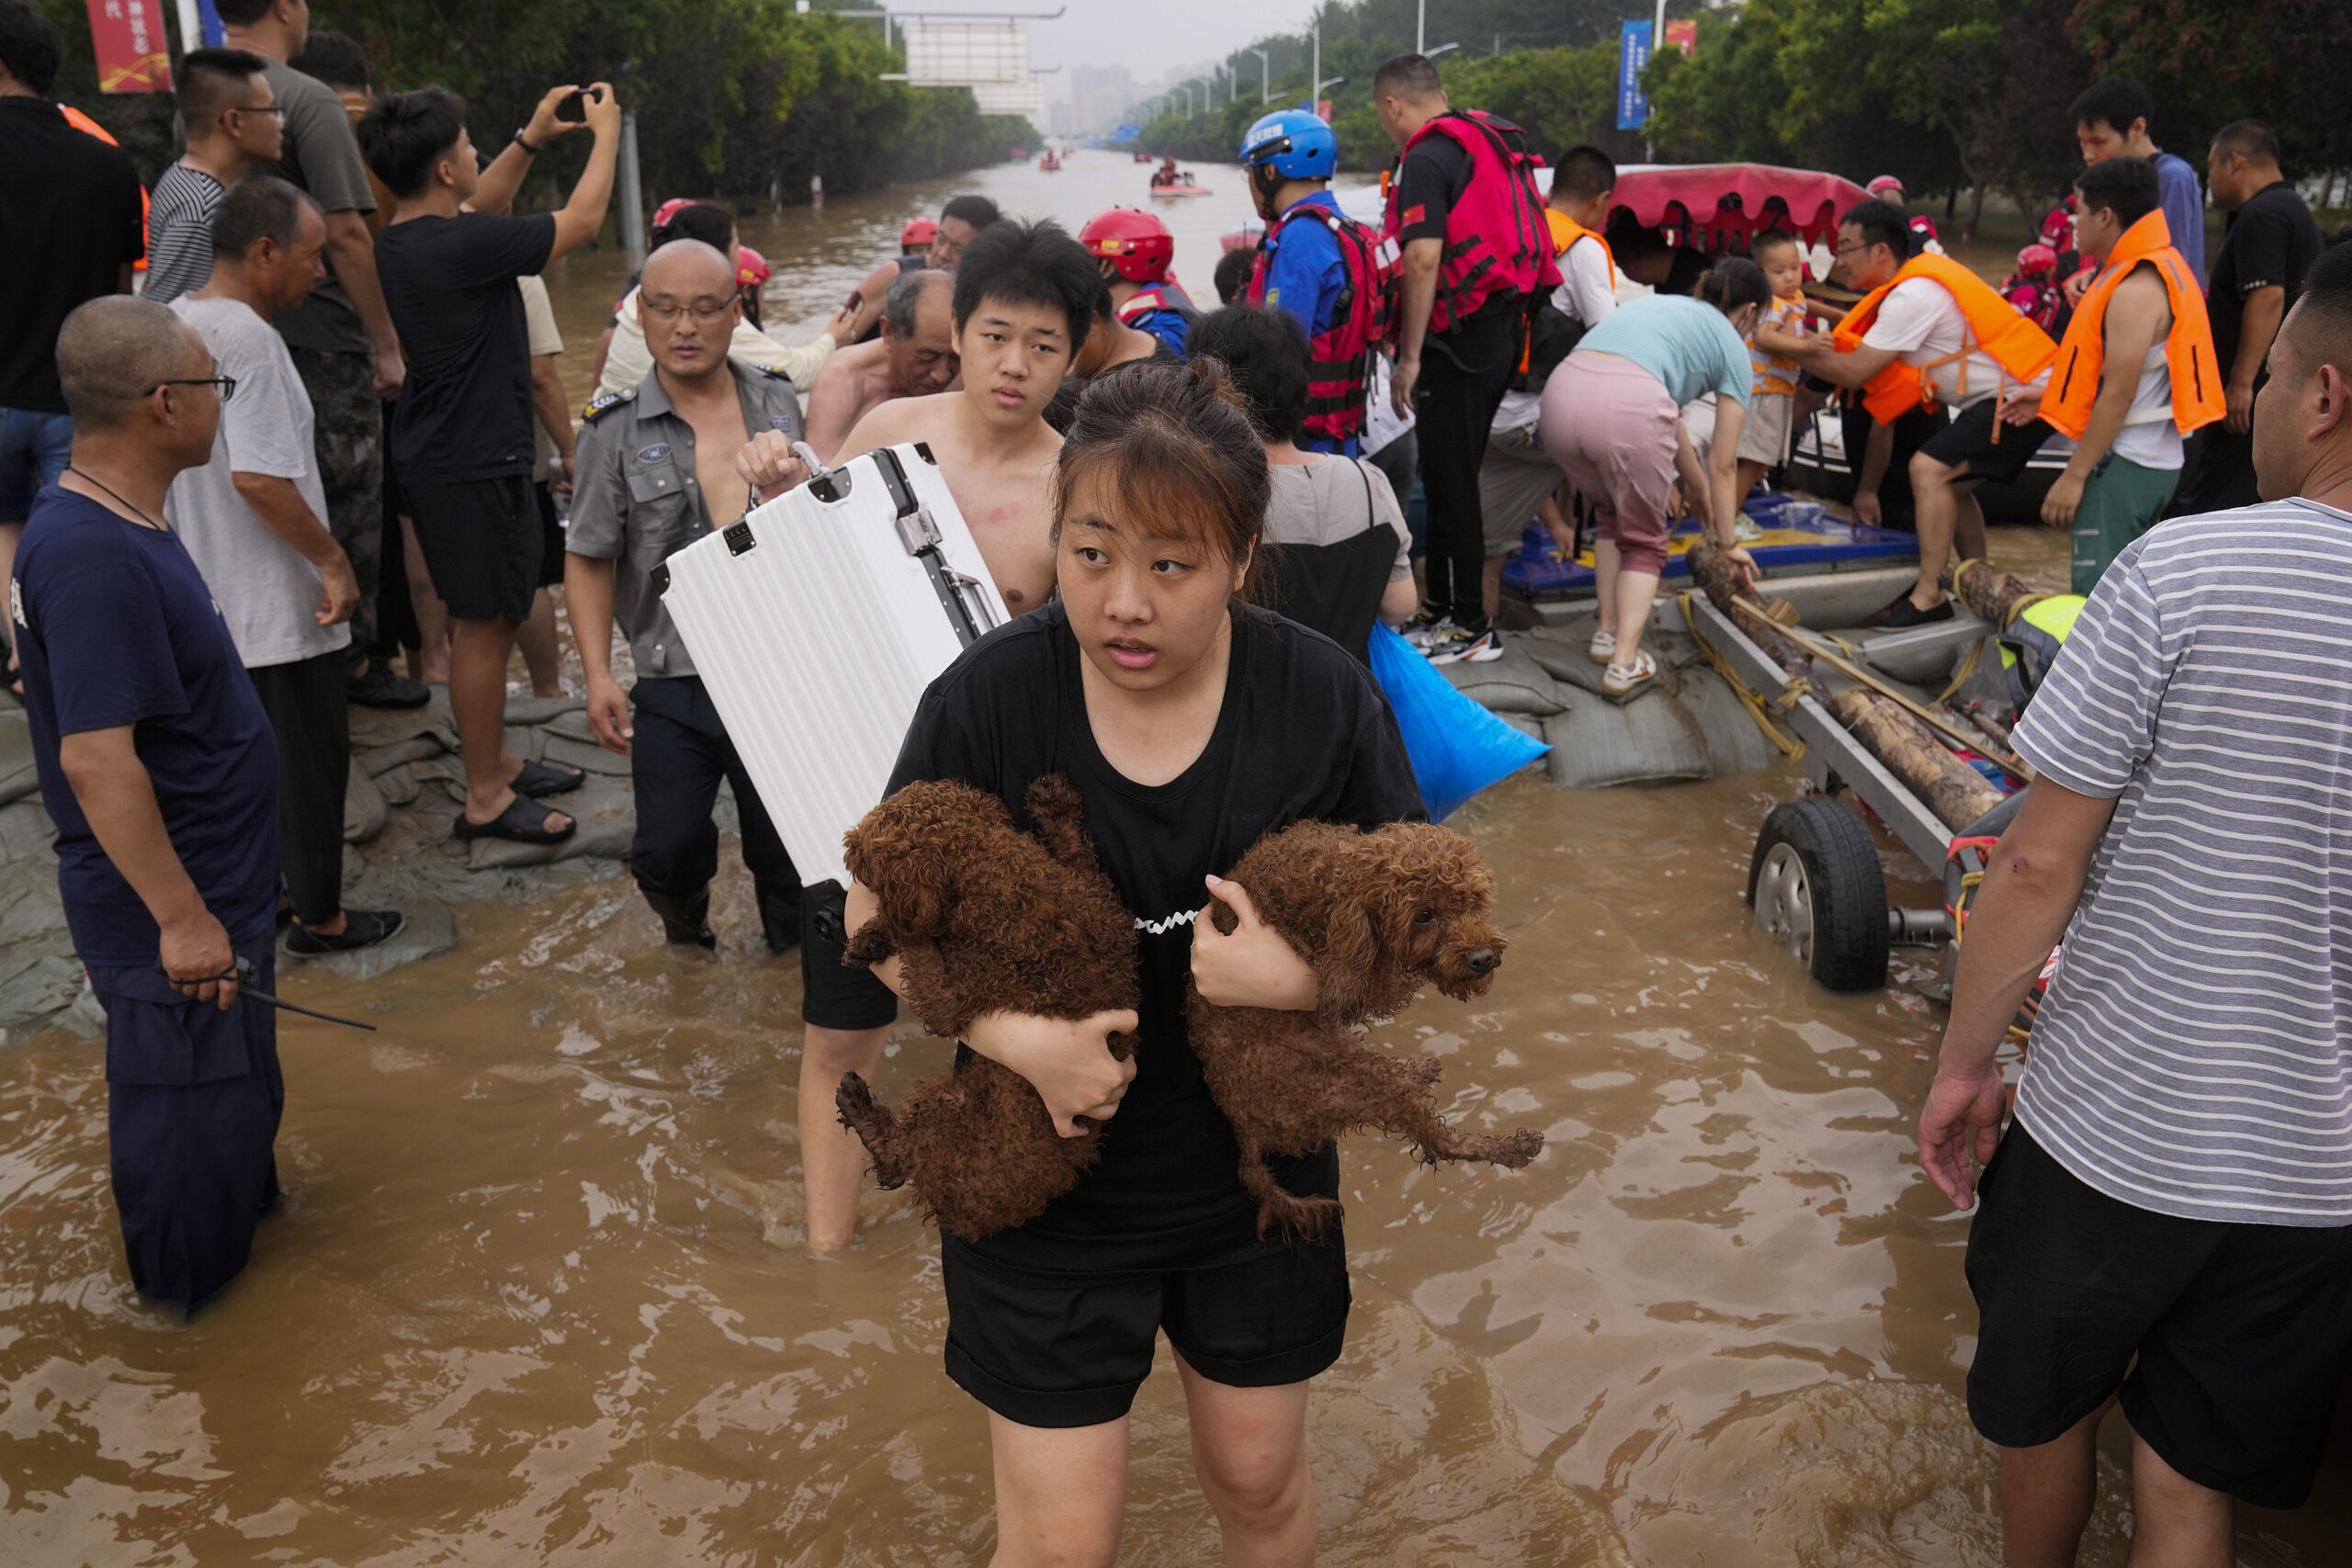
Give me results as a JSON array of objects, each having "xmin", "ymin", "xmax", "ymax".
[
  {"xmin": 739, "ymin": 219, "xmax": 1101, "ymax": 616},
  {"xmin": 799, "ymin": 269, "xmax": 957, "ymax": 463}
]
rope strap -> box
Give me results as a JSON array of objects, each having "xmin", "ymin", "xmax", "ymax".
[{"xmin": 1677, "ymin": 593, "xmax": 1805, "ymax": 761}]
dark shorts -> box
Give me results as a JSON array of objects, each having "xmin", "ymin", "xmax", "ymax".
[
  {"xmin": 532, "ymin": 482, "xmax": 566, "ymax": 588},
  {"xmin": 404, "ymin": 475, "xmax": 541, "ymax": 623},
  {"xmin": 799, "ymin": 881, "xmax": 899, "ymax": 1031},
  {"xmin": 1918, "ymin": 396, "xmax": 2053, "ymax": 489},
  {"xmin": 1965, "ymin": 1121, "xmax": 2352, "ymax": 1509},
  {"xmin": 942, "ymin": 1227, "xmax": 1351, "ymax": 1427}
]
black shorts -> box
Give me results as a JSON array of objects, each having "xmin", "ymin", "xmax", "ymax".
[
  {"xmin": 404, "ymin": 475, "xmax": 541, "ymax": 623},
  {"xmin": 533, "ymin": 481, "xmax": 566, "ymax": 588},
  {"xmin": 1965, "ymin": 1121, "xmax": 2352, "ymax": 1508},
  {"xmin": 799, "ymin": 880, "xmax": 898, "ymax": 1031},
  {"xmin": 1918, "ymin": 396, "xmax": 2053, "ymax": 489},
  {"xmin": 942, "ymin": 1228, "xmax": 1351, "ymax": 1427}
]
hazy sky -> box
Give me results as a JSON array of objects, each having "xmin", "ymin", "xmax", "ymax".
[{"xmin": 1014, "ymin": 0, "xmax": 1321, "ymax": 82}]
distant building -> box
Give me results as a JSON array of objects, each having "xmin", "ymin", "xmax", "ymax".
[{"xmin": 1060, "ymin": 63, "xmax": 1135, "ymax": 139}]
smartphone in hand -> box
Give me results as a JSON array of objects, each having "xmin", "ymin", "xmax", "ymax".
[{"xmin": 556, "ymin": 85, "xmax": 602, "ymax": 124}]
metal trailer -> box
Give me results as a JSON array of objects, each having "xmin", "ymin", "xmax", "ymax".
[{"xmin": 1686, "ymin": 594, "xmax": 1960, "ymax": 992}]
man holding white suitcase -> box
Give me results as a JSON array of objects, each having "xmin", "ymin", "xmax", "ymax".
[{"xmin": 566, "ymin": 240, "xmax": 806, "ymax": 955}]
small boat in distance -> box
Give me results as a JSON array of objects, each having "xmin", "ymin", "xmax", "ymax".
[{"xmin": 1040, "ymin": 151, "xmax": 1062, "ymax": 171}]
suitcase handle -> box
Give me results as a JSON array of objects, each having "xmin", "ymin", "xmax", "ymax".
[{"xmin": 871, "ymin": 446, "xmax": 1002, "ymax": 649}]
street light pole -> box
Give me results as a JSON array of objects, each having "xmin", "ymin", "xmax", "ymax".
[
  {"xmin": 1417, "ymin": 0, "xmax": 1425, "ymax": 54},
  {"xmin": 1246, "ymin": 48, "xmax": 1270, "ymax": 103}
]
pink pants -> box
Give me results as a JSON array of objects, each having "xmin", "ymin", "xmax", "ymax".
[{"xmin": 1540, "ymin": 349, "xmax": 1680, "ymax": 577}]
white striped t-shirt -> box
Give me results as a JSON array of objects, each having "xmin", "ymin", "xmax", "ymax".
[{"xmin": 2011, "ymin": 499, "xmax": 2352, "ymax": 1226}]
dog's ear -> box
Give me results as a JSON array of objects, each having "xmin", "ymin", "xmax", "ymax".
[
  {"xmin": 1317, "ymin": 897, "xmax": 1378, "ymax": 1029},
  {"xmin": 845, "ymin": 839, "xmax": 950, "ymax": 946}
]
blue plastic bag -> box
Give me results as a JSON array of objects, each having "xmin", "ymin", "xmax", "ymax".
[{"xmin": 1366, "ymin": 623, "xmax": 1550, "ymax": 821}]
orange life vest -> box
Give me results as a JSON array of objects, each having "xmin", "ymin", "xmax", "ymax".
[
  {"xmin": 2040, "ymin": 210, "xmax": 2223, "ymax": 443},
  {"xmin": 1545, "ymin": 209, "xmax": 1613, "ymax": 279},
  {"xmin": 1832, "ymin": 253, "xmax": 2057, "ymax": 423},
  {"xmin": 60, "ymin": 105, "xmax": 151, "ymax": 272}
]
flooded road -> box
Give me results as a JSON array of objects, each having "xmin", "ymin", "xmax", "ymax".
[{"xmin": 4, "ymin": 153, "xmax": 2346, "ymax": 1564}]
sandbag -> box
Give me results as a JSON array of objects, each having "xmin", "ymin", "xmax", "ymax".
[
  {"xmin": 1368, "ymin": 624, "xmax": 1549, "ymax": 820},
  {"xmin": 1438, "ymin": 641, "xmax": 1571, "ymax": 716},
  {"xmin": 1541, "ymin": 689, "xmax": 1711, "ymax": 788},
  {"xmin": 1674, "ymin": 665, "xmax": 1782, "ymax": 778}
]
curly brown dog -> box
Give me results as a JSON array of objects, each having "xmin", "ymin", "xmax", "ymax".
[
  {"xmin": 1190, "ymin": 820, "xmax": 1544, "ymax": 1239},
  {"xmin": 834, "ymin": 775, "xmax": 1138, "ymax": 1239}
]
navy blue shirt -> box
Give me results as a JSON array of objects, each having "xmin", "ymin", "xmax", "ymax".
[{"xmin": 13, "ymin": 487, "xmax": 279, "ymax": 965}]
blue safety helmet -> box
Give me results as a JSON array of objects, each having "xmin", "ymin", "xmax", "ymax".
[{"xmin": 1238, "ymin": 109, "xmax": 1336, "ymax": 180}]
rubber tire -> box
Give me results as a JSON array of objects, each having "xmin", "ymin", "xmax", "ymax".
[{"xmin": 1747, "ymin": 795, "xmax": 1890, "ymax": 993}]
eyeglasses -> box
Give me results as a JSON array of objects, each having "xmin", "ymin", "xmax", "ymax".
[
  {"xmin": 231, "ymin": 103, "xmax": 287, "ymax": 119},
  {"xmin": 1832, "ymin": 242, "xmax": 1871, "ymax": 259},
  {"xmin": 149, "ymin": 377, "xmax": 237, "ymax": 402},
  {"xmin": 640, "ymin": 299, "xmax": 736, "ymax": 324}
]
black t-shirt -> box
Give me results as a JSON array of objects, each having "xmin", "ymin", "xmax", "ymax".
[
  {"xmin": 2207, "ymin": 181, "xmax": 2324, "ymax": 378},
  {"xmin": 878, "ymin": 601, "xmax": 1423, "ymax": 1271},
  {"xmin": 0, "ymin": 100, "xmax": 146, "ymax": 412},
  {"xmin": 374, "ymin": 212, "xmax": 557, "ymax": 488}
]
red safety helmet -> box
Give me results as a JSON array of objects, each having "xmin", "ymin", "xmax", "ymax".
[
  {"xmin": 900, "ymin": 215, "xmax": 940, "ymax": 253},
  {"xmin": 2015, "ymin": 243, "xmax": 2058, "ymax": 276},
  {"xmin": 737, "ymin": 246, "xmax": 771, "ymax": 289},
  {"xmin": 1080, "ymin": 207, "xmax": 1174, "ymax": 283},
  {"xmin": 652, "ymin": 197, "xmax": 695, "ymax": 232}
]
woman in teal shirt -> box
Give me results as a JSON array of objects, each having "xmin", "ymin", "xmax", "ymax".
[{"xmin": 1541, "ymin": 260, "xmax": 1769, "ymax": 697}]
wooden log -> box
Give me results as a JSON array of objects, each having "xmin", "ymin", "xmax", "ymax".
[
  {"xmin": 1828, "ymin": 688, "xmax": 2005, "ymax": 830},
  {"xmin": 1945, "ymin": 558, "xmax": 2041, "ymax": 628},
  {"xmin": 1686, "ymin": 538, "xmax": 1831, "ymax": 703}
]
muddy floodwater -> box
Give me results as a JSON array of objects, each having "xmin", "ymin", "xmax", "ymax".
[{"xmin": 4, "ymin": 152, "xmax": 2346, "ymax": 1564}]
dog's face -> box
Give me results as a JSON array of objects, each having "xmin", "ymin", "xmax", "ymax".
[{"xmin": 1319, "ymin": 825, "xmax": 1503, "ymax": 1025}]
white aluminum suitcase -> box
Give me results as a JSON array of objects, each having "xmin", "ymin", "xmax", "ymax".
[{"xmin": 652, "ymin": 441, "xmax": 1009, "ymax": 888}]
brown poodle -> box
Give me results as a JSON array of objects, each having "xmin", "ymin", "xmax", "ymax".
[
  {"xmin": 834, "ymin": 775, "xmax": 1139, "ymax": 1239},
  {"xmin": 1190, "ymin": 820, "xmax": 1544, "ymax": 1239}
]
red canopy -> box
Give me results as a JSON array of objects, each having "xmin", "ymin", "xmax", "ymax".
[{"xmin": 1603, "ymin": 164, "xmax": 1870, "ymax": 251}]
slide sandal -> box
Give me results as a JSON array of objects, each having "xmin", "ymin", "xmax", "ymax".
[
  {"xmin": 513, "ymin": 759, "xmax": 586, "ymax": 797},
  {"xmin": 453, "ymin": 794, "xmax": 576, "ymax": 845}
]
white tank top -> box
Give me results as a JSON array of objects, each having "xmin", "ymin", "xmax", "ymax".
[{"xmin": 2109, "ymin": 344, "xmax": 2184, "ymax": 472}]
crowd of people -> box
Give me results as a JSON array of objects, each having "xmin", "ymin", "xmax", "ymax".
[{"xmin": 5, "ymin": 0, "xmax": 2351, "ymax": 1555}]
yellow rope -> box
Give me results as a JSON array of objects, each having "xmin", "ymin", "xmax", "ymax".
[
  {"xmin": 1934, "ymin": 635, "xmax": 1986, "ymax": 704},
  {"xmin": 1677, "ymin": 593, "xmax": 1805, "ymax": 760}
]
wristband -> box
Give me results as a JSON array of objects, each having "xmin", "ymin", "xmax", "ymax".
[{"xmin": 513, "ymin": 130, "xmax": 542, "ymax": 155}]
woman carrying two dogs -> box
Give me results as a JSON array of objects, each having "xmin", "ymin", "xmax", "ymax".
[{"xmin": 840, "ymin": 358, "xmax": 1423, "ymax": 1565}]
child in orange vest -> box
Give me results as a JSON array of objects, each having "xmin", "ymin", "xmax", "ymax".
[
  {"xmin": 1735, "ymin": 231, "xmax": 1814, "ymax": 509},
  {"xmin": 1999, "ymin": 157, "xmax": 2222, "ymax": 592}
]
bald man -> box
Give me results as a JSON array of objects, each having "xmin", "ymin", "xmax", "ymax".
[
  {"xmin": 801, "ymin": 268, "xmax": 958, "ymax": 463},
  {"xmin": 565, "ymin": 240, "xmax": 807, "ymax": 962},
  {"xmin": 15, "ymin": 296, "xmax": 287, "ymax": 1314}
]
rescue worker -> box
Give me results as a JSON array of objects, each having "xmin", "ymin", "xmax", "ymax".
[
  {"xmin": 1796, "ymin": 198, "xmax": 2061, "ymax": 625},
  {"xmin": 845, "ymin": 194, "xmax": 1001, "ymax": 342},
  {"xmin": 1239, "ymin": 107, "xmax": 1396, "ymax": 457},
  {"xmin": 1079, "ymin": 206, "xmax": 1199, "ymax": 360},
  {"xmin": 1375, "ymin": 51, "xmax": 1561, "ymax": 662},
  {"xmin": 899, "ymin": 216, "xmax": 938, "ymax": 256},
  {"xmin": 2005, "ymin": 156, "xmax": 2222, "ymax": 593}
]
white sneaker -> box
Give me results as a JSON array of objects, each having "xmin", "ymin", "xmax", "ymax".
[{"xmin": 1427, "ymin": 627, "xmax": 1503, "ymax": 666}]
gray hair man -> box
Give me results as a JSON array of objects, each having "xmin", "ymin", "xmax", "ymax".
[
  {"xmin": 564, "ymin": 238, "xmax": 806, "ymax": 958},
  {"xmin": 800, "ymin": 267, "xmax": 958, "ymax": 462},
  {"xmin": 18, "ymin": 295, "xmax": 287, "ymax": 1314},
  {"xmin": 166, "ymin": 175, "xmax": 404, "ymax": 959}
]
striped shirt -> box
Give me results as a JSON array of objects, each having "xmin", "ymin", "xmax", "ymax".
[
  {"xmin": 144, "ymin": 164, "xmax": 224, "ymax": 306},
  {"xmin": 2011, "ymin": 499, "xmax": 2352, "ymax": 1225}
]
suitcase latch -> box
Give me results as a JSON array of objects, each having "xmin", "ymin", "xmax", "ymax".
[{"xmin": 724, "ymin": 520, "xmax": 755, "ymax": 556}]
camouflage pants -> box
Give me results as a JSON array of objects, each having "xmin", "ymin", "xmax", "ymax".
[{"xmin": 288, "ymin": 346, "xmax": 382, "ymax": 660}]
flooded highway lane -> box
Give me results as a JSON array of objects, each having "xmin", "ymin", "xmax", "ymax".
[{"xmin": 3, "ymin": 153, "xmax": 2344, "ymax": 1565}]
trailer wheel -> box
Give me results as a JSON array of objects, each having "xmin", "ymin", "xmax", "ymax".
[{"xmin": 1747, "ymin": 796, "xmax": 1890, "ymax": 992}]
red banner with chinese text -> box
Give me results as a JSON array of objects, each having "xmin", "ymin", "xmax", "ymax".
[
  {"xmin": 85, "ymin": 0, "xmax": 170, "ymax": 93},
  {"xmin": 1663, "ymin": 18, "xmax": 1697, "ymax": 56}
]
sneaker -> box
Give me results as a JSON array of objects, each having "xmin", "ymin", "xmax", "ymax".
[
  {"xmin": 1734, "ymin": 516, "xmax": 1765, "ymax": 543},
  {"xmin": 1426, "ymin": 627, "xmax": 1503, "ymax": 666},
  {"xmin": 347, "ymin": 663, "xmax": 431, "ymax": 710},
  {"xmin": 1400, "ymin": 610, "xmax": 1449, "ymax": 649},
  {"xmin": 285, "ymin": 908, "xmax": 405, "ymax": 956}
]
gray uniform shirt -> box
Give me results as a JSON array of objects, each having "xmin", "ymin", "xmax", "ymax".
[
  {"xmin": 568, "ymin": 362, "xmax": 804, "ymax": 680},
  {"xmin": 258, "ymin": 60, "xmax": 379, "ymax": 356}
]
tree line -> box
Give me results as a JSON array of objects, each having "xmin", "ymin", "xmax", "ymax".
[
  {"xmin": 1134, "ymin": 0, "xmax": 2349, "ymax": 228},
  {"xmin": 34, "ymin": 0, "xmax": 1031, "ymax": 209}
]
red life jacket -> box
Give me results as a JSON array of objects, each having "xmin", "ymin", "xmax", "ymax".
[
  {"xmin": 1116, "ymin": 276, "xmax": 1200, "ymax": 326},
  {"xmin": 1248, "ymin": 199, "xmax": 1399, "ymax": 445},
  {"xmin": 1383, "ymin": 109, "xmax": 1561, "ymax": 335}
]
